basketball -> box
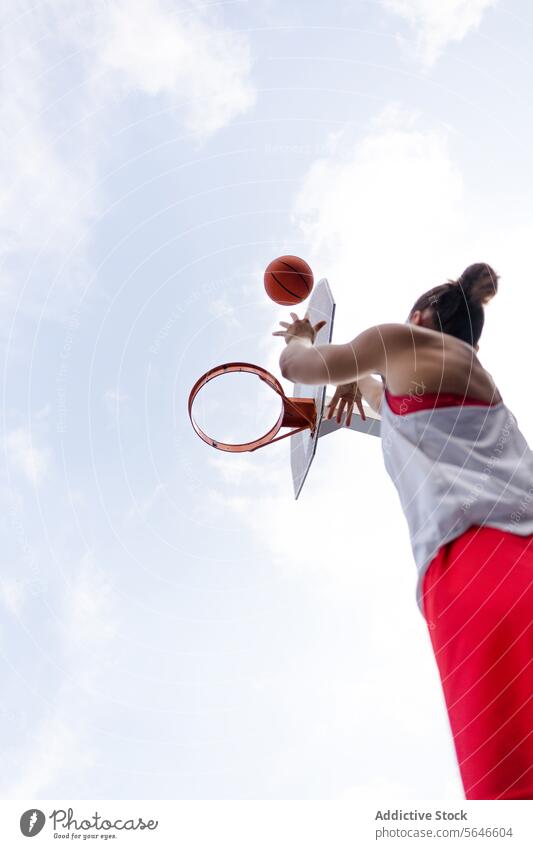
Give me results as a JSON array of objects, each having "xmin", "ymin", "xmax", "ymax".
[{"xmin": 264, "ymin": 255, "xmax": 314, "ymax": 306}]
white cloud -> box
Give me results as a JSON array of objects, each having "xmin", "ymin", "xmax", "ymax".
[
  {"xmin": 0, "ymin": 2, "xmax": 98, "ymax": 310},
  {"xmin": 3, "ymin": 712, "xmax": 93, "ymax": 799},
  {"xmin": 63, "ymin": 551, "xmax": 119, "ymax": 652},
  {"xmin": 94, "ymin": 0, "xmax": 256, "ymax": 137},
  {"xmin": 0, "ymin": 0, "xmax": 256, "ymax": 313},
  {"xmin": 1, "ymin": 550, "xmax": 119, "ymax": 797},
  {"xmin": 208, "ymin": 296, "xmax": 241, "ymax": 329},
  {"xmin": 103, "ymin": 388, "xmax": 129, "ymax": 422},
  {"xmin": 125, "ymin": 481, "xmax": 166, "ymax": 520},
  {"xmin": 103, "ymin": 390, "xmax": 128, "ymax": 404},
  {"xmin": 291, "ymin": 107, "xmax": 468, "ymax": 334},
  {"xmin": 6, "ymin": 428, "xmax": 50, "ymax": 486},
  {"xmin": 208, "ymin": 454, "xmax": 277, "ymax": 487},
  {"xmin": 382, "ymin": 0, "xmax": 498, "ymax": 65},
  {"xmin": 0, "ymin": 579, "xmax": 26, "ymax": 615},
  {"xmin": 339, "ymin": 777, "xmax": 421, "ymax": 799}
]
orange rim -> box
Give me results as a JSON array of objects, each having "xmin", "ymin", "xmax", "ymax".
[{"xmin": 188, "ymin": 362, "xmax": 316, "ymax": 452}]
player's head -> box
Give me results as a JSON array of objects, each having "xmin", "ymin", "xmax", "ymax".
[{"xmin": 408, "ymin": 263, "xmax": 499, "ymax": 350}]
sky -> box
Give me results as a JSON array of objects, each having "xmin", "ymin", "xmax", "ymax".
[{"xmin": 1, "ymin": 0, "xmax": 533, "ymax": 800}]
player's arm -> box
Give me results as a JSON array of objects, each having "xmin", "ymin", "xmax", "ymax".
[{"xmin": 279, "ymin": 323, "xmax": 409, "ymax": 387}]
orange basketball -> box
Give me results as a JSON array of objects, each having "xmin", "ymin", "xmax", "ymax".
[{"xmin": 264, "ymin": 255, "xmax": 314, "ymax": 306}]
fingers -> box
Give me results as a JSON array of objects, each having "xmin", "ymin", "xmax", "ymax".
[
  {"xmin": 326, "ymin": 389, "xmax": 340, "ymax": 419},
  {"xmin": 326, "ymin": 400, "xmax": 338, "ymax": 420},
  {"xmin": 272, "ymin": 331, "xmax": 287, "ymax": 337},
  {"xmin": 290, "ymin": 312, "xmax": 300, "ymax": 322},
  {"xmin": 313, "ymin": 320, "xmax": 327, "ymax": 334},
  {"xmin": 346, "ymin": 400, "xmax": 354, "ymax": 428},
  {"xmin": 326, "ymin": 389, "xmax": 367, "ymax": 426},
  {"xmin": 279, "ymin": 321, "xmax": 291, "ymax": 329}
]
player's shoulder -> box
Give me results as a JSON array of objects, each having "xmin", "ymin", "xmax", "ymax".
[
  {"xmin": 353, "ymin": 323, "xmax": 438, "ymax": 373},
  {"xmin": 357, "ymin": 322, "xmax": 416, "ymax": 349},
  {"xmin": 365, "ymin": 322, "xmax": 441, "ymax": 347}
]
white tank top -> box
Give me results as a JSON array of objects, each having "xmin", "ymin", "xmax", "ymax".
[{"xmin": 380, "ymin": 390, "xmax": 533, "ymax": 614}]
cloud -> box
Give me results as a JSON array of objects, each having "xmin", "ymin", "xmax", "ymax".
[
  {"xmin": 291, "ymin": 106, "xmax": 468, "ymax": 334},
  {"xmin": 93, "ymin": 0, "xmax": 256, "ymax": 137},
  {"xmin": 103, "ymin": 389, "xmax": 129, "ymax": 426},
  {"xmin": 63, "ymin": 551, "xmax": 119, "ymax": 653},
  {"xmin": 103, "ymin": 390, "xmax": 128, "ymax": 404},
  {"xmin": 3, "ymin": 712, "xmax": 93, "ymax": 799},
  {"xmin": 0, "ymin": 0, "xmax": 256, "ymax": 316},
  {"xmin": 6, "ymin": 428, "xmax": 50, "ymax": 486},
  {"xmin": 339, "ymin": 777, "xmax": 421, "ymax": 799},
  {"xmin": 0, "ymin": 2, "xmax": 98, "ymax": 311},
  {"xmin": 0, "ymin": 579, "xmax": 26, "ymax": 616},
  {"xmin": 0, "ymin": 550, "xmax": 119, "ymax": 797},
  {"xmin": 382, "ymin": 0, "xmax": 498, "ymax": 65},
  {"xmin": 207, "ymin": 296, "xmax": 241, "ymax": 330},
  {"xmin": 125, "ymin": 481, "xmax": 166, "ymax": 520}
]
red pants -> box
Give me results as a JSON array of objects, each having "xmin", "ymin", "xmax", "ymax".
[{"xmin": 422, "ymin": 525, "xmax": 533, "ymax": 800}]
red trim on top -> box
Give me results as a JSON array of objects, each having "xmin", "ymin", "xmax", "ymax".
[{"xmin": 385, "ymin": 389, "xmax": 497, "ymax": 416}]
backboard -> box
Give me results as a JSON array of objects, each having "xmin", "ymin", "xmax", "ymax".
[{"xmin": 290, "ymin": 279, "xmax": 381, "ymax": 498}]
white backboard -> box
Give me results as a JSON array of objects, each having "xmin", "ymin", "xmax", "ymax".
[{"xmin": 290, "ymin": 279, "xmax": 381, "ymax": 499}]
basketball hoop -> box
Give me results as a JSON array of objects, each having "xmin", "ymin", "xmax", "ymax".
[{"xmin": 188, "ymin": 362, "xmax": 317, "ymax": 452}]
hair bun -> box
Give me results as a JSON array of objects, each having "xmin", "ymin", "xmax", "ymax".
[{"xmin": 458, "ymin": 263, "xmax": 499, "ymax": 306}]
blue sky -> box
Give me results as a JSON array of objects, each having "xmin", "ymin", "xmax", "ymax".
[{"xmin": 1, "ymin": 0, "xmax": 532, "ymax": 799}]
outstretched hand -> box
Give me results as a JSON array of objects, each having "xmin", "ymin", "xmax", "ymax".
[
  {"xmin": 272, "ymin": 312, "xmax": 327, "ymax": 345},
  {"xmin": 327, "ymin": 382, "xmax": 366, "ymax": 427}
]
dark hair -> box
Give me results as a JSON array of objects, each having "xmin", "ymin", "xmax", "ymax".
[{"xmin": 409, "ymin": 263, "xmax": 499, "ymax": 346}]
